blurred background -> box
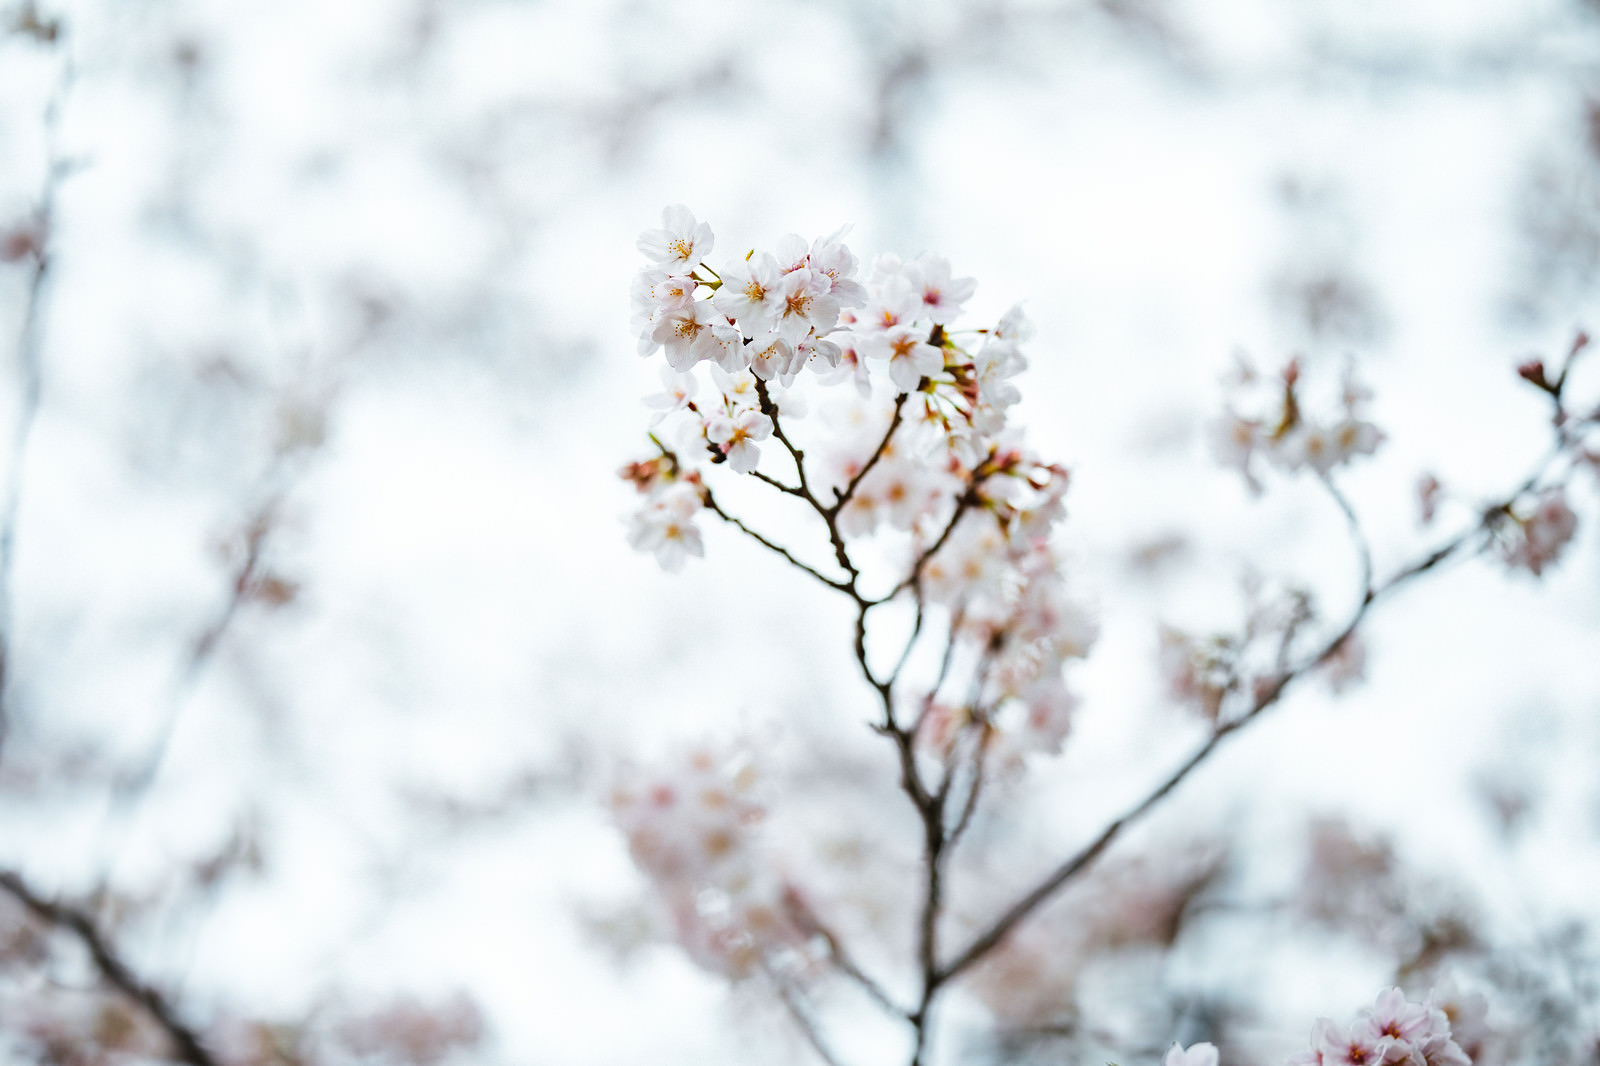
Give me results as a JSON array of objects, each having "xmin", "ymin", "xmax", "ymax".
[{"xmin": 1, "ymin": 0, "xmax": 1599, "ymax": 1063}]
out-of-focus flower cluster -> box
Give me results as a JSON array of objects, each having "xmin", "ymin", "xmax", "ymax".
[
  {"xmin": 1158, "ymin": 580, "xmax": 1337, "ymax": 722},
  {"xmin": 607, "ymin": 738, "xmax": 809, "ymax": 980},
  {"xmin": 1209, "ymin": 357, "xmax": 1383, "ymax": 492},
  {"xmin": 1494, "ymin": 488, "xmax": 1578, "ymax": 576},
  {"xmin": 1287, "ymin": 985, "xmax": 1486, "ymax": 1066},
  {"xmin": 965, "ymin": 844, "xmax": 1225, "ymax": 1031}
]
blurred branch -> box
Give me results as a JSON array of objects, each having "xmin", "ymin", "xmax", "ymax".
[
  {"xmin": 0, "ymin": 29, "xmax": 75, "ymax": 766},
  {"xmin": 0, "ymin": 869, "xmax": 219, "ymax": 1066},
  {"xmin": 936, "ymin": 434, "xmax": 1575, "ymax": 986}
]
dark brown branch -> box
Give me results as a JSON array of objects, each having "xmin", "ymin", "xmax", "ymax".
[
  {"xmin": 702, "ymin": 490, "xmax": 852, "ymax": 593},
  {"xmin": 753, "ymin": 379, "xmax": 862, "ymax": 585},
  {"xmin": 751, "ymin": 469, "xmax": 805, "ymax": 496},
  {"xmin": 0, "ymin": 870, "xmax": 218, "ymax": 1066}
]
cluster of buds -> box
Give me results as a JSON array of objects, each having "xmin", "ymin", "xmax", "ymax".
[
  {"xmin": 1210, "ymin": 357, "xmax": 1383, "ymax": 491},
  {"xmin": 607, "ymin": 739, "xmax": 805, "ymax": 979},
  {"xmin": 1288, "ymin": 986, "xmax": 1485, "ymax": 1066}
]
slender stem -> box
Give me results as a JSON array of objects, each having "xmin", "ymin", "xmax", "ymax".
[
  {"xmin": 701, "ymin": 489, "xmax": 852, "ymax": 593},
  {"xmin": 785, "ymin": 892, "xmax": 910, "ymax": 1018},
  {"xmin": 751, "ymin": 469, "xmax": 805, "ymax": 496},
  {"xmin": 947, "ymin": 725, "xmax": 993, "ymax": 849},
  {"xmin": 769, "ymin": 972, "xmax": 849, "ymax": 1066}
]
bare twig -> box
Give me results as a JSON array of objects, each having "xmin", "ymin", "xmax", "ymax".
[
  {"xmin": 784, "ymin": 894, "xmax": 909, "ymax": 1018},
  {"xmin": 769, "ymin": 971, "xmax": 849, "ymax": 1066},
  {"xmin": 0, "ymin": 869, "xmax": 219, "ymax": 1066},
  {"xmin": 702, "ymin": 489, "xmax": 853, "ymax": 592}
]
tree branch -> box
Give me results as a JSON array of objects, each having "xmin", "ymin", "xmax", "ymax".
[
  {"xmin": 934, "ymin": 448, "xmax": 1563, "ymax": 986},
  {"xmin": 0, "ymin": 869, "xmax": 219, "ymax": 1066}
]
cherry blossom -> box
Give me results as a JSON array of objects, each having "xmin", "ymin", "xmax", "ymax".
[
  {"xmin": 1166, "ymin": 1042, "xmax": 1220, "ymax": 1066},
  {"xmin": 636, "ymin": 203, "xmax": 714, "ymax": 272},
  {"xmin": 705, "ymin": 408, "xmax": 773, "ymax": 473}
]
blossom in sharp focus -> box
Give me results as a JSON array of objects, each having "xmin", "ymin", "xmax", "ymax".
[
  {"xmin": 866, "ymin": 323, "xmax": 944, "ymax": 392},
  {"xmin": 774, "ymin": 268, "xmax": 841, "ymax": 344},
  {"xmin": 637, "ymin": 203, "xmax": 714, "ymax": 272},
  {"xmin": 651, "ymin": 300, "xmax": 721, "ymax": 371},
  {"xmin": 712, "ymin": 251, "xmax": 783, "ymax": 335},
  {"xmin": 705, "ymin": 409, "xmax": 773, "ymax": 474},
  {"xmin": 906, "ymin": 252, "xmax": 977, "ymax": 321}
]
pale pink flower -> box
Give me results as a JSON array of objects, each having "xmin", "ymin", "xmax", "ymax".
[
  {"xmin": 652, "ymin": 301, "xmax": 722, "ymax": 371},
  {"xmin": 701, "ymin": 320, "xmax": 747, "ymax": 374},
  {"xmin": 643, "ymin": 367, "xmax": 698, "ymax": 426},
  {"xmin": 865, "ymin": 323, "xmax": 944, "ymax": 392},
  {"xmin": 706, "ymin": 409, "xmax": 773, "ymax": 474},
  {"xmin": 858, "ymin": 273, "xmax": 922, "ymax": 333},
  {"xmin": 1312, "ymin": 1017, "xmax": 1394, "ymax": 1066},
  {"xmin": 637, "ymin": 204, "xmax": 714, "ymax": 272},
  {"xmin": 809, "ymin": 226, "xmax": 868, "ymax": 307},
  {"xmin": 712, "ymin": 251, "xmax": 783, "ymax": 335},
  {"xmin": 1502, "ymin": 487, "xmax": 1578, "ymax": 576},
  {"xmin": 1210, "ymin": 412, "xmax": 1262, "ymax": 479},
  {"xmin": 1357, "ymin": 988, "xmax": 1434, "ymax": 1045},
  {"xmin": 906, "ymin": 253, "xmax": 977, "ymax": 321},
  {"xmin": 1165, "ymin": 1042, "xmax": 1220, "ymax": 1066},
  {"xmin": 631, "ymin": 269, "xmax": 698, "ymax": 343},
  {"xmin": 626, "ymin": 483, "xmax": 705, "ymax": 571},
  {"xmin": 749, "ymin": 335, "xmax": 802, "ymax": 385},
  {"xmin": 710, "ymin": 365, "xmax": 762, "ymax": 410},
  {"xmin": 774, "ymin": 268, "xmax": 841, "ymax": 343}
]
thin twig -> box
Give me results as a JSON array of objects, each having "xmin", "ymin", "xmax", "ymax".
[
  {"xmin": 784, "ymin": 895, "xmax": 910, "ymax": 1018},
  {"xmin": 0, "ymin": 869, "xmax": 219, "ymax": 1066},
  {"xmin": 946, "ymin": 725, "xmax": 993, "ymax": 849},
  {"xmin": 751, "ymin": 469, "xmax": 805, "ymax": 496},
  {"xmin": 0, "ymin": 44, "xmax": 75, "ymax": 767},
  {"xmin": 769, "ymin": 972, "xmax": 849, "ymax": 1066},
  {"xmin": 702, "ymin": 490, "xmax": 853, "ymax": 592}
]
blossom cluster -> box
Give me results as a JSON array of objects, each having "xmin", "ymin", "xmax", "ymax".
[
  {"xmin": 1288, "ymin": 986, "xmax": 1486, "ymax": 1066},
  {"xmin": 1210, "ymin": 356, "xmax": 1383, "ymax": 491},
  {"xmin": 623, "ymin": 206, "xmax": 1095, "ymax": 763},
  {"xmin": 623, "ymin": 204, "xmax": 1039, "ymax": 563},
  {"xmin": 607, "ymin": 739, "xmax": 806, "ymax": 979}
]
